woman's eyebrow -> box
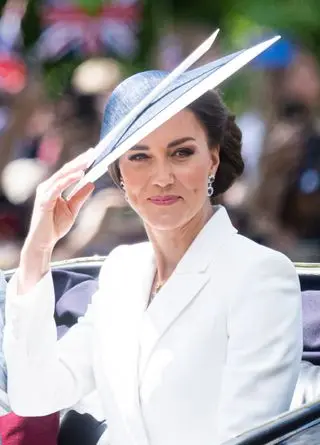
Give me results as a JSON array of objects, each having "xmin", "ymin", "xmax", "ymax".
[
  {"xmin": 130, "ymin": 137, "xmax": 196, "ymax": 151},
  {"xmin": 167, "ymin": 137, "xmax": 196, "ymax": 148}
]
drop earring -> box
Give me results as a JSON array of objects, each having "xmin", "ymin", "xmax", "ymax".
[{"xmin": 207, "ymin": 174, "xmax": 215, "ymax": 197}]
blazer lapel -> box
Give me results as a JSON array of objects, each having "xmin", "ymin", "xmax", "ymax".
[
  {"xmin": 138, "ymin": 271, "xmax": 209, "ymax": 380},
  {"xmin": 138, "ymin": 206, "xmax": 237, "ymax": 378}
]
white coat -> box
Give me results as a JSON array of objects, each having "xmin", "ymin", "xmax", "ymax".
[{"xmin": 3, "ymin": 206, "xmax": 302, "ymax": 445}]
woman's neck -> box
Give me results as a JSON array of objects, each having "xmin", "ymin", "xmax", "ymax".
[{"xmin": 146, "ymin": 205, "xmax": 214, "ymax": 284}]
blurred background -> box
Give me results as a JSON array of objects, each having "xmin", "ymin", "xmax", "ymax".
[{"xmin": 0, "ymin": 0, "xmax": 319, "ymax": 268}]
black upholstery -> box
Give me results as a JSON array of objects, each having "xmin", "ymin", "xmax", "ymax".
[
  {"xmin": 58, "ymin": 411, "xmax": 107, "ymax": 445},
  {"xmin": 51, "ymin": 263, "xmax": 101, "ymax": 280},
  {"xmin": 300, "ymin": 274, "xmax": 320, "ymax": 292},
  {"xmin": 224, "ymin": 400, "xmax": 320, "ymax": 445},
  {"xmin": 302, "ymin": 290, "xmax": 320, "ymax": 365}
]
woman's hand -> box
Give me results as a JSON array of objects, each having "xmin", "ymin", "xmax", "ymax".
[{"xmin": 18, "ymin": 149, "xmax": 95, "ymax": 293}]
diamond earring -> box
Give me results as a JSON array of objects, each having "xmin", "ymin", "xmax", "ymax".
[{"xmin": 207, "ymin": 174, "xmax": 215, "ymax": 197}]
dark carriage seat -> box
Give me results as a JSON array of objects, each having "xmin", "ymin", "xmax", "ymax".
[
  {"xmin": 301, "ymin": 290, "xmax": 320, "ymax": 366},
  {"xmin": 296, "ymin": 266, "xmax": 320, "ymax": 409},
  {"xmin": 299, "ymin": 274, "xmax": 320, "ymax": 292},
  {"xmin": 291, "ymin": 288, "xmax": 320, "ymax": 410}
]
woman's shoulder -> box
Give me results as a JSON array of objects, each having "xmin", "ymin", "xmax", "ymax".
[
  {"xmin": 228, "ymin": 233, "xmax": 295, "ymax": 272},
  {"xmin": 224, "ymin": 235, "xmax": 300, "ymax": 314}
]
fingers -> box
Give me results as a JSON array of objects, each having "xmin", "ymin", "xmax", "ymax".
[
  {"xmin": 68, "ymin": 183, "xmax": 95, "ymax": 217},
  {"xmin": 35, "ymin": 148, "xmax": 95, "ymax": 209},
  {"xmin": 44, "ymin": 148, "xmax": 95, "ymax": 191},
  {"xmin": 37, "ymin": 170, "xmax": 86, "ymax": 211}
]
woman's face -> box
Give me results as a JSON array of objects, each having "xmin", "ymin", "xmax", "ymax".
[{"xmin": 118, "ymin": 109, "xmax": 220, "ymax": 231}]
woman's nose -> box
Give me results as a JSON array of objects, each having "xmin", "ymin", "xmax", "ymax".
[{"xmin": 152, "ymin": 160, "xmax": 174, "ymax": 188}]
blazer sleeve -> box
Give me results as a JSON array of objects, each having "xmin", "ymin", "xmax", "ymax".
[
  {"xmin": 215, "ymin": 251, "xmax": 303, "ymax": 444},
  {"xmin": 3, "ymin": 256, "xmax": 111, "ymax": 417},
  {"xmin": 0, "ymin": 270, "xmax": 10, "ymax": 413}
]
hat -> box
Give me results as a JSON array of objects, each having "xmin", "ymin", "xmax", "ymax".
[{"xmin": 68, "ymin": 32, "xmax": 280, "ymax": 198}]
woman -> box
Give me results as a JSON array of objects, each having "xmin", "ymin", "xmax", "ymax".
[{"xmin": 3, "ymin": 70, "xmax": 302, "ymax": 445}]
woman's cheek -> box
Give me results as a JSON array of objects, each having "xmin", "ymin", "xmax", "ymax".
[
  {"xmin": 179, "ymin": 165, "xmax": 207, "ymax": 193},
  {"xmin": 126, "ymin": 180, "xmax": 146, "ymax": 208}
]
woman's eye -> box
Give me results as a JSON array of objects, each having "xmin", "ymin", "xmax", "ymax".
[
  {"xmin": 128, "ymin": 153, "xmax": 149, "ymax": 161},
  {"xmin": 173, "ymin": 148, "xmax": 194, "ymax": 158}
]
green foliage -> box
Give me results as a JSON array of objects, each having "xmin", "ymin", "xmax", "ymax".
[
  {"xmin": 0, "ymin": 0, "xmax": 6, "ymax": 15},
  {"xmin": 77, "ymin": 0, "xmax": 104, "ymax": 15},
  {"xmin": 43, "ymin": 59, "xmax": 80, "ymax": 98},
  {"xmin": 170, "ymin": 0, "xmax": 320, "ymax": 55}
]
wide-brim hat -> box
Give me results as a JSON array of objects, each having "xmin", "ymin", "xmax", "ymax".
[{"xmin": 69, "ymin": 31, "xmax": 280, "ymax": 197}]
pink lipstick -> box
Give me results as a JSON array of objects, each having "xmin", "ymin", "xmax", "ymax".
[{"xmin": 149, "ymin": 195, "xmax": 180, "ymax": 206}]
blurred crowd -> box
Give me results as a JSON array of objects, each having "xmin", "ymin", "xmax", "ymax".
[
  {"xmin": 0, "ymin": 1, "xmax": 319, "ymax": 269},
  {"xmin": 228, "ymin": 44, "xmax": 320, "ymax": 263}
]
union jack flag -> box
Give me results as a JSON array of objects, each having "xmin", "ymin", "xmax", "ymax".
[{"xmin": 35, "ymin": 0, "xmax": 141, "ymax": 60}]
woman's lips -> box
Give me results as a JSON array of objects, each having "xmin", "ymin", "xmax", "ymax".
[{"xmin": 149, "ymin": 195, "xmax": 181, "ymax": 206}]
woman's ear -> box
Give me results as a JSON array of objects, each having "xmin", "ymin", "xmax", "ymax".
[{"xmin": 210, "ymin": 145, "xmax": 220, "ymax": 171}]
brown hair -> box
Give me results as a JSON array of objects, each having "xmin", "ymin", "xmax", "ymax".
[{"xmin": 108, "ymin": 90, "xmax": 244, "ymax": 203}]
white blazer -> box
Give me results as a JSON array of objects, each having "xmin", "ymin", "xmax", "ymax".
[{"xmin": 3, "ymin": 206, "xmax": 302, "ymax": 445}]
